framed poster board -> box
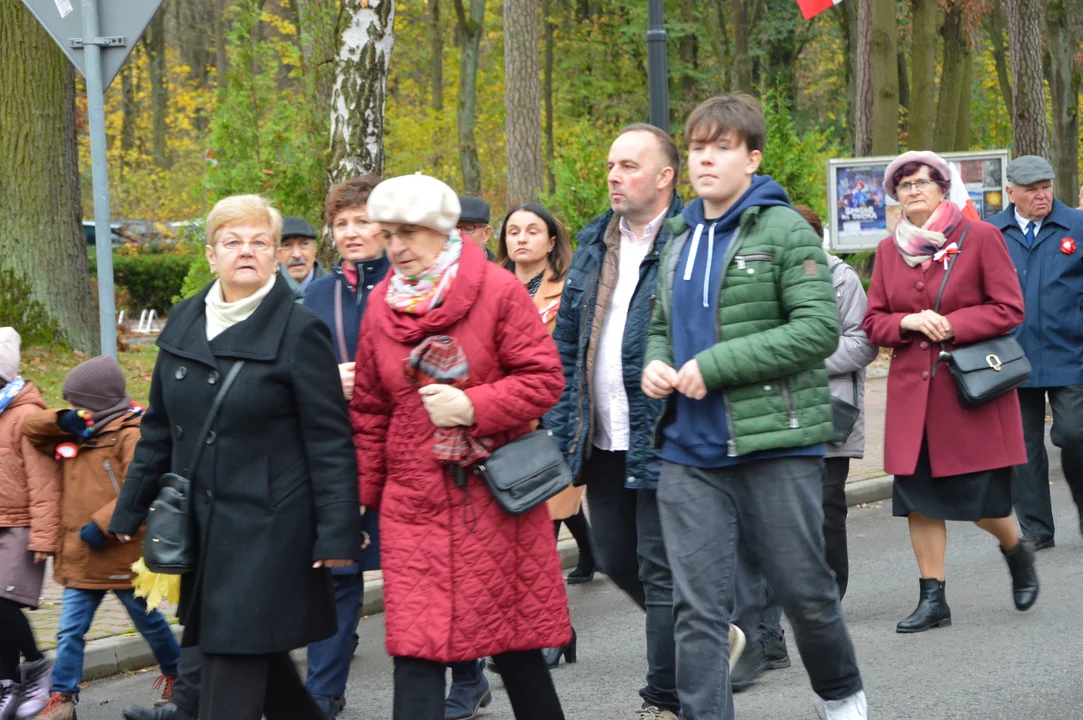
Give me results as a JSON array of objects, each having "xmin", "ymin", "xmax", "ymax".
[{"xmin": 826, "ymin": 150, "xmax": 1010, "ymax": 252}]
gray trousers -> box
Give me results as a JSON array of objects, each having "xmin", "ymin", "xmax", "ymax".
[
  {"xmin": 1012, "ymin": 385, "xmax": 1083, "ymax": 540},
  {"xmin": 657, "ymin": 457, "xmax": 862, "ymax": 720}
]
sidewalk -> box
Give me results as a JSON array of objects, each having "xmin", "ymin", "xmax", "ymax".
[{"xmin": 26, "ymin": 376, "xmax": 894, "ymax": 677}]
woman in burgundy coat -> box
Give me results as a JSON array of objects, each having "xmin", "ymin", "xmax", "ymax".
[
  {"xmin": 350, "ymin": 174, "xmax": 571, "ymax": 720},
  {"xmin": 863, "ymin": 151, "xmax": 1039, "ymax": 634}
]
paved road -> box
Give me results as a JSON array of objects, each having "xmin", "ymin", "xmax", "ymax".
[{"xmin": 74, "ymin": 476, "xmax": 1082, "ymax": 720}]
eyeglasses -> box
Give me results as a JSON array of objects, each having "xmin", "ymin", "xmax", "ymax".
[
  {"xmin": 218, "ymin": 238, "xmax": 274, "ymax": 253},
  {"xmin": 458, "ymin": 224, "xmax": 484, "ymax": 235},
  {"xmin": 379, "ymin": 226, "xmax": 421, "ymax": 243},
  {"xmin": 897, "ymin": 179, "xmax": 937, "ymax": 195}
]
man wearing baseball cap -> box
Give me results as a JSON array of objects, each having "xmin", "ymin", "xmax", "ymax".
[{"xmin": 988, "ymin": 155, "xmax": 1083, "ymax": 549}]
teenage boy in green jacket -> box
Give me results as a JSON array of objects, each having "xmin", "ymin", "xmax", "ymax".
[{"xmin": 641, "ymin": 93, "xmax": 867, "ymax": 720}]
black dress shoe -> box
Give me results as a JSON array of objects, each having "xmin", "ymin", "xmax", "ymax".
[
  {"xmin": 1003, "ymin": 540, "xmax": 1039, "ymax": 611},
  {"xmin": 896, "ymin": 578, "xmax": 951, "ymax": 633},
  {"xmin": 123, "ymin": 703, "xmax": 195, "ymax": 720},
  {"xmin": 565, "ymin": 563, "xmax": 596, "ymax": 585},
  {"xmin": 730, "ymin": 639, "xmax": 769, "ymax": 691},
  {"xmin": 762, "ymin": 630, "xmax": 791, "ymax": 670},
  {"xmin": 1024, "ymin": 535, "xmax": 1055, "ymax": 551}
]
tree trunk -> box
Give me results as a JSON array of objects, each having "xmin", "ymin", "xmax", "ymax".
[
  {"xmin": 934, "ymin": 3, "xmax": 967, "ymax": 151},
  {"xmin": 839, "ymin": 0, "xmax": 857, "ymax": 152},
  {"xmin": 147, "ymin": 10, "xmax": 169, "ymax": 169},
  {"xmin": 430, "ymin": 0, "xmax": 444, "ymax": 111},
  {"xmin": 453, "ymin": 0, "xmax": 485, "ymax": 194},
  {"xmin": 504, "ymin": 0, "xmax": 543, "ymax": 207},
  {"xmin": 986, "ymin": 0, "xmax": 1014, "ymax": 121},
  {"xmin": 908, "ymin": 0, "xmax": 937, "ymax": 149},
  {"xmin": 678, "ymin": 0, "xmax": 698, "ymax": 99},
  {"xmin": 953, "ymin": 45, "xmax": 973, "ymax": 151},
  {"xmin": 216, "ymin": 0, "xmax": 230, "ymax": 88},
  {"xmin": 1006, "ymin": 0, "xmax": 1051, "ymax": 157},
  {"xmin": 855, "ymin": 0, "xmax": 873, "ymax": 155},
  {"xmin": 1044, "ymin": 0, "xmax": 1079, "ymax": 205},
  {"xmin": 897, "ymin": 49, "xmax": 910, "ymax": 113},
  {"xmin": 0, "ymin": 1, "xmax": 97, "ymax": 352},
  {"xmin": 732, "ymin": 0, "xmax": 753, "ymax": 93},
  {"xmin": 543, "ymin": 0, "xmax": 555, "ymax": 195},
  {"xmin": 121, "ymin": 64, "xmax": 136, "ymax": 155},
  {"xmin": 869, "ymin": 0, "xmax": 898, "ymax": 155},
  {"xmin": 326, "ymin": 0, "xmax": 396, "ymax": 186}
]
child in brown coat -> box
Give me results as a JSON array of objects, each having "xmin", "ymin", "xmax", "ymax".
[{"xmin": 22, "ymin": 356, "xmax": 180, "ymax": 720}]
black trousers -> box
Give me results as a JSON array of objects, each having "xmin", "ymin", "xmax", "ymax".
[
  {"xmin": 553, "ymin": 508, "xmax": 595, "ymax": 570},
  {"xmin": 170, "ymin": 645, "xmax": 202, "ymax": 717},
  {"xmin": 823, "ymin": 457, "xmax": 851, "ymax": 598},
  {"xmin": 1012, "ymin": 385, "xmax": 1083, "ymax": 539},
  {"xmin": 0, "ymin": 598, "xmax": 43, "ymax": 681},
  {"xmin": 393, "ymin": 651, "xmax": 564, "ymax": 720},
  {"xmin": 199, "ymin": 652, "xmax": 322, "ymax": 720}
]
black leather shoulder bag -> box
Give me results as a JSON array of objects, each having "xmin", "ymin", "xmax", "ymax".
[
  {"xmin": 933, "ymin": 225, "xmax": 1031, "ymax": 408},
  {"xmin": 473, "ymin": 429, "xmax": 573, "ymax": 515},
  {"xmin": 143, "ymin": 361, "xmax": 245, "ymax": 574}
]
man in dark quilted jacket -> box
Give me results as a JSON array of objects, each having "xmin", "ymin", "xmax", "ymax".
[{"xmin": 641, "ymin": 93, "xmax": 866, "ymax": 720}]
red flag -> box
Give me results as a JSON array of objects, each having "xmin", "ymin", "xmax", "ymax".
[{"xmin": 797, "ymin": 0, "xmax": 842, "ymax": 20}]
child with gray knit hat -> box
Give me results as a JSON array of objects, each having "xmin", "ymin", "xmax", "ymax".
[{"xmin": 22, "ymin": 356, "xmax": 179, "ymax": 719}]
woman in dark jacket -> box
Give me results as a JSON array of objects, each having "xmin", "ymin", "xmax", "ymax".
[
  {"xmin": 110, "ymin": 194, "xmax": 361, "ymax": 720},
  {"xmin": 863, "ymin": 151, "xmax": 1038, "ymax": 633}
]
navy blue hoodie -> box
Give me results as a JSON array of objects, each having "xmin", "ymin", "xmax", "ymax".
[{"xmin": 659, "ymin": 176, "xmax": 824, "ymax": 468}]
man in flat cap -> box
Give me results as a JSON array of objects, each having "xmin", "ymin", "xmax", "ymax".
[
  {"xmin": 277, "ymin": 216, "xmax": 328, "ymax": 301},
  {"xmin": 988, "ymin": 155, "xmax": 1083, "ymax": 550},
  {"xmin": 457, "ymin": 195, "xmax": 496, "ymax": 261}
]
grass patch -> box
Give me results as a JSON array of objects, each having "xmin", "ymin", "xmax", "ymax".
[{"xmin": 21, "ymin": 344, "xmax": 160, "ymax": 408}]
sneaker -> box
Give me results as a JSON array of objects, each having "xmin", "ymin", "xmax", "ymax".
[
  {"xmin": 728, "ymin": 625, "xmax": 746, "ymax": 671},
  {"xmin": 1, "ymin": 681, "xmax": 22, "ymax": 720},
  {"xmin": 730, "ymin": 638, "xmax": 769, "ymax": 692},
  {"xmin": 313, "ymin": 695, "xmax": 346, "ymax": 720},
  {"xmin": 35, "ymin": 692, "xmax": 76, "ymax": 720},
  {"xmin": 15, "ymin": 658, "xmax": 51, "ymax": 718},
  {"xmin": 152, "ymin": 675, "xmax": 176, "ymax": 707},
  {"xmin": 762, "ymin": 630, "xmax": 791, "ymax": 669},
  {"xmin": 444, "ymin": 670, "xmax": 491, "ymax": 720},
  {"xmin": 635, "ymin": 705, "xmax": 678, "ymax": 720},
  {"xmin": 823, "ymin": 690, "xmax": 868, "ymax": 720}
]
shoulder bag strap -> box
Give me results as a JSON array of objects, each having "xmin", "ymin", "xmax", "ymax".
[
  {"xmin": 829, "ymin": 259, "xmax": 863, "ymax": 406},
  {"xmin": 933, "ymin": 222, "xmax": 973, "ymax": 314},
  {"xmin": 334, "ymin": 275, "xmax": 349, "ymax": 365},
  {"xmin": 181, "ymin": 360, "xmax": 245, "ymax": 477}
]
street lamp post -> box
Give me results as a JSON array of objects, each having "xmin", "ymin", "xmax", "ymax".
[{"xmin": 646, "ymin": 0, "xmax": 670, "ymax": 133}]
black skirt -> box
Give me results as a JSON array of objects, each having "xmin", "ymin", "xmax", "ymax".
[{"xmin": 892, "ymin": 439, "xmax": 1013, "ymax": 521}]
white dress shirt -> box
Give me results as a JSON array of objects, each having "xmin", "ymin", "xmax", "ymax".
[
  {"xmin": 593, "ymin": 208, "xmax": 668, "ymax": 452},
  {"xmin": 1015, "ymin": 209, "xmax": 1042, "ymax": 237}
]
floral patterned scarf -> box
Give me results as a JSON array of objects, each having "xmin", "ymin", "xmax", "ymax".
[
  {"xmin": 0, "ymin": 377, "xmax": 25, "ymax": 415},
  {"xmin": 385, "ymin": 231, "xmax": 463, "ymax": 315},
  {"xmin": 893, "ymin": 200, "xmax": 963, "ymax": 268}
]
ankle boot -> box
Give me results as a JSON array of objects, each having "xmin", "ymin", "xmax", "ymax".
[
  {"xmin": 896, "ymin": 578, "xmax": 951, "ymax": 633},
  {"xmin": 1002, "ymin": 540, "xmax": 1039, "ymax": 611}
]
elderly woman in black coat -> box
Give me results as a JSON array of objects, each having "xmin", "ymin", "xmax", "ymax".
[{"xmin": 109, "ymin": 194, "xmax": 361, "ymax": 720}]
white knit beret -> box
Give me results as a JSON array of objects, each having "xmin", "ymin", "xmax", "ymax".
[
  {"xmin": 0, "ymin": 327, "xmax": 20, "ymax": 383},
  {"xmin": 366, "ymin": 173, "xmax": 462, "ymax": 234}
]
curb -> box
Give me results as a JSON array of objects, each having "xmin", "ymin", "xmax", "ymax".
[
  {"xmin": 74, "ymin": 480, "xmax": 894, "ymax": 682},
  {"xmin": 73, "ymin": 538, "xmax": 585, "ymax": 682}
]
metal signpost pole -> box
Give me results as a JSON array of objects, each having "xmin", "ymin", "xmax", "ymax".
[
  {"xmin": 81, "ymin": 0, "xmax": 118, "ymax": 357},
  {"xmin": 646, "ymin": 0, "xmax": 670, "ymax": 133}
]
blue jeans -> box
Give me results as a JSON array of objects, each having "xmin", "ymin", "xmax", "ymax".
[
  {"xmin": 305, "ymin": 570, "xmax": 364, "ymax": 703},
  {"xmin": 52, "ymin": 588, "xmax": 180, "ymax": 695}
]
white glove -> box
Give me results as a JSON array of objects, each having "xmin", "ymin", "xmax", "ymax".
[
  {"xmin": 339, "ymin": 362, "xmax": 356, "ymax": 400},
  {"xmin": 418, "ymin": 384, "xmax": 476, "ymax": 427}
]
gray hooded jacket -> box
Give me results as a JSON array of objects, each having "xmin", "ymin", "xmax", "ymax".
[{"xmin": 826, "ymin": 255, "xmax": 878, "ymax": 458}]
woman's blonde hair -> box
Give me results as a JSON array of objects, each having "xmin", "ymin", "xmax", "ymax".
[{"xmin": 205, "ymin": 194, "xmax": 283, "ymax": 246}]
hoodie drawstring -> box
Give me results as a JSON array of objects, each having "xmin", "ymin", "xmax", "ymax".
[
  {"xmin": 683, "ymin": 223, "xmax": 704, "ymax": 282},
  {"xmin": 682, "ymin": 222, "xmax": 716, "ymax": 309}
]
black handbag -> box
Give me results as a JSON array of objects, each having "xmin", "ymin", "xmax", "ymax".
[
  {"xmin": 829, "ymin": 372, "xmax": 861, "ymax": 444},
  {"xmin": 143, "ymin": 361, "xmax": 245, "ymax": 574},
  {"xmin": 473, "ymin": 429, "xmax": 573, "ymax": 515},
  {"xmin": 932, "ymin": 225, "xmax": 1031, "ymax": 408}
]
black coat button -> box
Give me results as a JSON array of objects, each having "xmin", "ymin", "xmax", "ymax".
[
  {"xmin": 175, "ymin": 367, "xmax": 187, "ymax": 380},
  {"xmin": 174, "ymin": 426, "xmax": 184, "ymax": 439},
  {"xmin": 205, "ymin": 431, "xmax": 217, "ymax": 445},
  {"xmin": 207, "ymin": 371, "xmax": 220, "ymax": 385}
]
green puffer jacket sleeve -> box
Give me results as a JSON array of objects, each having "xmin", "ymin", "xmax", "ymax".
[
  {"xmin": 645, "ymin": 281, "xmax": 675, "ymax": 371},
  {"xmin": 695, "ymin": 211, "xmax": 840, "ymax": 389}
]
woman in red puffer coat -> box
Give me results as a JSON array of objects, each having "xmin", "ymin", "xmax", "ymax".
[{"xmin": 350, "ymin": 174, "xmax": 570, "ymax": 720}]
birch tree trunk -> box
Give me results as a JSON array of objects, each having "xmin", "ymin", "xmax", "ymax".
[
  {"xmin": 0, "ymin": 0, "xmax": 97, "ymax": 352},
  {"xmin": 326, "ymin": 0, "xmax": 396, "ymax": 187},
  {"xmin": 1006, "ymin": 0, "xmax": 1051, "ymax": 157},
  {"xmin": 869, "ymin": 0, "xmax": 897, "ymax": 155},
  {"xmin": 908, "ymin": 0, "xmax": 938, "ymax": 149},
  {"xmin": 504, "ymin": 0, "xmax": 543, "ymax": 206},
  {"xmin": 1045, "ymin": 0, "xmax": 1079, "ymax": 204}
]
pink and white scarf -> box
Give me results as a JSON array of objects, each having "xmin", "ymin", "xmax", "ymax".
[
  {"xmin": 385, "ymin": 231, "xmax": 463, "ymax": 315},
  {"xmin": 893, "ymin": 200, "xmax": 964, "ymax": 268}
]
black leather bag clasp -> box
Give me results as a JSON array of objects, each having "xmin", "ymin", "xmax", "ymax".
[
  {"xmin": 473, "ymin": 429, "xmax": 573, "ymax": 515},
  {"xmin": 143, "ymin": 361, "xmax": 245, "ymax": 575}
]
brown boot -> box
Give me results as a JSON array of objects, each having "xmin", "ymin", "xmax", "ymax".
[
  {"xmin": 37, "ymin": 692, "xmax": 77, "ymax": 719},
  {"xmin": 152, "ymin": 675, "xmax": 177, "ymax": 707}
]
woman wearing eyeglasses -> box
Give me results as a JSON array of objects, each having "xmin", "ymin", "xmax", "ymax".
[
  {"xmin": 862, "ymin": 151, "xmax": 1038, "ymax": 634},
  {"xmin": 110, "ymin": 194, "xmax": 361, "ymax": 720}
]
